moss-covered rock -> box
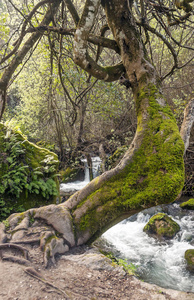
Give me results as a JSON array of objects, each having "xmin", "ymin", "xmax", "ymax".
[
  {"xmin": 180, "ymin": 198, "xmax": 194, "ymax": 210},
  {"xmin": 0, "ymin": 123, "xmax": 60, "ymax": 219},
  {"xmin": 185, "ymin": 249, "xmax": 194, "ymax": 273},
  {"xmin": 143, "ymin": 213, "xmax": 180, "ymax": 239}
]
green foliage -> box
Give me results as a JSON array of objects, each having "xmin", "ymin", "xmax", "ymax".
[
  {"xmin": 2, "ymin": 218, "xmax": 10, "ymax": 229},
  {"xmin": 0, "ymin": 198, "xmax": 13, "ymax": 220},
  {"xmin": 104, "ymin": 251, "xmax": 138, "ymax": 275},
  {"xmin": 0, "ymin": 124, "xmax": 59, "ymax": 221},
  {"xmin": 117, "ymin": 258, "xmax": 138, "ymax": 275}
]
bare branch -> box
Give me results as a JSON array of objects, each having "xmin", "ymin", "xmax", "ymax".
[
  {"xmin": 64, "ymin": 0, "xmax": 80, "ymax": 25},
  {"xmin": 26, "ymin": 26, "xmax": 120, "ymax": 53},
  {"xmin": 73, "ymin": 0, "xmax": 124, "ymax": 82},
  {"xmin": 139, "ymin": 21, "xmax": 178, "ymax": 80}
]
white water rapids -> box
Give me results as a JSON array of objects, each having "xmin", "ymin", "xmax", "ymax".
[
  {"xmin": 102, "ymin": 204, "xmax": 194, "ymax": 292},
  {"xmin": 60, "ymin": 158, "xmax": 194, "ymax": 292}
]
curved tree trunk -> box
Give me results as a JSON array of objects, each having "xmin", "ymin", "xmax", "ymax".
[{"xmin": 0, "ymin": 0, "xmax": 185, "ymax": 266}]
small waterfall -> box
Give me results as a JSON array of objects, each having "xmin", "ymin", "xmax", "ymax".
[
  {"xmin": 102, "ymin": 203, "xmax": 194, "ymax": 292},
  {"xmin": 60, "ymin": 157, "xmax": 101, "ymax": 196}
]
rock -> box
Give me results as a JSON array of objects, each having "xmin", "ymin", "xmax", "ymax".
[
  {"xmin": 143, "ymin": 213, "xmax": 180, "ymax": 239},
  {"xmin": 61, "ymin": 247, "xmax": 126, "ymax": 275},
  {"xmin": 185, "ymin": 249, "xmax": 194, "ymax": 273},
  {"xmin": 180, "ymin": 198, "xmax": 194, "ymax": 210}
]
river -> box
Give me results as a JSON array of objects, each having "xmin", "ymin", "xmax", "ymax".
[{"xmin": 60, "ymin": 158, "xmax": 194, "ymax": 292}]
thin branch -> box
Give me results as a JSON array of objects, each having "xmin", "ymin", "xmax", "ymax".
[
  {"xmin": 26, "ymin": 26, "xmax": 120, "ymax": 53},
  {"xmin": 64, "ymin": 0, "xmax": 80, "ymax": 25},
  {"xmin": 139, "ymin": 21, "xmax": 178, "ymax": 79}
]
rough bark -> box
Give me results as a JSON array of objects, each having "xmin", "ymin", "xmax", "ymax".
[
  {"xmin": 0, "ymin": 0, "xmax": 185, "ymax": 266},
  {"xmin": 180, "ymin": 98, "xmax": 194, "ymax": 154}
]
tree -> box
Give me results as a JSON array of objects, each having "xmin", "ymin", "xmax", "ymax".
[{"xmin": 0, "ymin": 0, "xmax": 193, "ymax": 266}]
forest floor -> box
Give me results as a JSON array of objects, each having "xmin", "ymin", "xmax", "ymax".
[{"xmin": 0, "ymin": 245, "xmax": 193, "ymax": 300}]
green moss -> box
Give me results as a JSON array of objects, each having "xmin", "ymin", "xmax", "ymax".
[
  {"xmin": 2, "ymin": 219, "xmax": 10, "ymax": 229},
  {"xmin": 0, "ymin": 123, "xmax": 60, "ymax": 217},
  {"xmin": 45, "ymin": 234, "xmax": 57, "ymax": 246},
  {"xmin": 143, "ymin": 213, "xmax": 180, "ymax": 239},
  {"xmin": 73, "ymin": 84, "xmax": 184, "ymax": 238},
  {"xmin": 185, "ymin": 249, "xmax": 194, "ymax": 273},
  {"xmin": 180, "ymin": 198, "xmax": 194, "ymax": 210}
]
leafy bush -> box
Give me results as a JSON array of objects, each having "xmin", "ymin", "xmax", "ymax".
[{"xmin": 0, "ymin": 125, "xmax": 59, "ymax": 221}]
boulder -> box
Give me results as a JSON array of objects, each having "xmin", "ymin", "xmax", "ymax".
[
  {"xmin": 143, "ymin": 213, "xmax": 180, "ymax": 239},
  {"xmin": 180, "ymin": 198, "xmax": 194, "ymax": 210},
  {"xmin": 185, "ymin": 249, "xmax": 194, "ymax": 273}
]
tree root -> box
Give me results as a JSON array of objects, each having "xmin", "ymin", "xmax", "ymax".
[
  {"xmin": 24, "ymin": 267, "xmax": 72, "ymax": 299},
  {"xmin": 11, "ymin": 239, "xmax": 40, "ymax": 245},
  {"xmin": 2, "ymin": 254, "xmax": 32, "ymax": 267},
  {"xmin": 0, "ymin": 243, "xmax": 29, "ymax": 259}
]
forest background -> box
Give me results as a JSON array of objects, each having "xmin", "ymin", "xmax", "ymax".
[{"xmin": 0, "ymin": 0, "xmax": 193, "ymax": 220}]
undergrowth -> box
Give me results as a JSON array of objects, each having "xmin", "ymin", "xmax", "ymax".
[{"xmin": 0, "ymin": 126, "xmax": 59, "ymax": 221}]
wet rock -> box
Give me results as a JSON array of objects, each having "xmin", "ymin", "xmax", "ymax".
[
  {"xmin": 185, "ymin": 249, "xmax": 194, "ymax": 273},
  {"xmin": 143, "ymin": 213, "xmax": 180, "ymax": 239},
  {"xmin": 180, "ymin": 198, "xmax": 194, "ymax": 210}
]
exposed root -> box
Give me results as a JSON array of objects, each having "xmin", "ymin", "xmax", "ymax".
[
  {"xmin": 11, "ymin": 239, "xmax": 40, "ymax": 245},
  {"xmin": 24, "ymin": 267, "xmax": 72, "ymax": 299},
  {"xmin": 2, "ymin": 255, "xmax": 32, "ymax": 267},
  {"xmin": 0, "ymin": 243, "xmax": 29, "ymax": 259},
  {"xmin": 42, "ymin": 235, "xmax": 69, "ymax": 267},
  {"xmin": 0, "ymin": 205, "xmax": 76, "ymax": 267}
]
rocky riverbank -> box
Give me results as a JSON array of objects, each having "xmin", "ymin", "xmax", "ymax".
[{"xmin": 0, "ymin": 245, "xmax": 193, "ymax": 300}]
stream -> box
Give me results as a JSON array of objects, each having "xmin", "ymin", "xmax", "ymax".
[
  {"xmin": 60, "ymin": 158, "xmax": 194, "ymax": 292},
  {"xmin": 102, "ymin": 203, "xmax": 194, "ymax": 292}
]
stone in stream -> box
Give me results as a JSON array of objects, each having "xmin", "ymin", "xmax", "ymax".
[
  {"xmin": 180, "ymin": 198, "xmax": 194, "ymax": 210},
  {"xmin": 143, "ymin": 213, "xmax": 180, "ymax": 239},
  {"xmin": 184, "ymin": 249, "xmax": 194, "ymax": 273}
]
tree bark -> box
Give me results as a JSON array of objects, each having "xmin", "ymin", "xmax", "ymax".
[
  {"xmin": 180, "ymin": 98, "xmax": 194, "ymax": 154},
  {"xmin": 0, "ymin": 0, "xmax": 185, "ymax": 266}
]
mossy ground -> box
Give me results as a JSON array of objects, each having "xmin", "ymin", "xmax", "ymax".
[{"xmin": 73, "ymin": 84, "xmax": 184, "ymax": 238}]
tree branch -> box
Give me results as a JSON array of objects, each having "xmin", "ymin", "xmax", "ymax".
[
  {"xmin": 64, "ymin": 0, "xmax": 80, "ymax": 25},
  {"xmin": 26, "ymin": 26, "xmax": 120, "ymax": 53},
  {"xmin": 73, "ymin": 0, "xmax": 124, "ymax": 82}
]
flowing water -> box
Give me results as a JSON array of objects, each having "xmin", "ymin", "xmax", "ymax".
[
  {"xmin": 102, "ymin": 203, "xmax": 194, "ymax": 292},
  {"xmin": 60, "ymin": 159, "xmax": 194, "ymax": 292},
  {"xmin": 60, "ymin": 157, "xmax": 101, "ymax": 193}
]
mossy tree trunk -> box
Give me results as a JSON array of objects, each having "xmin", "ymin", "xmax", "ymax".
[{"xmin": 0, "ymin": 0, "xmax": 185, "ymax": 266}]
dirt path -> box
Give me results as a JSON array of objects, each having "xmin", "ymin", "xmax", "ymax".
[{"xmin": 0, "ymin": 245, "xmax": 193, "ymax": 300}]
